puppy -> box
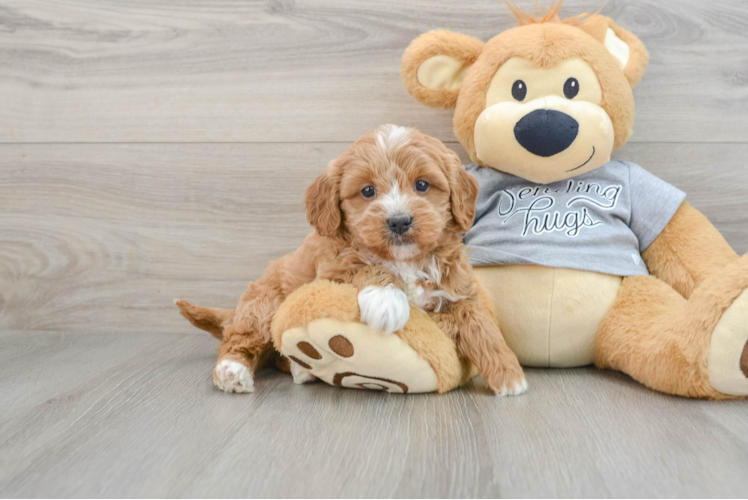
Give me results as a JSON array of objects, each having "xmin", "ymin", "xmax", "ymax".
[{"xmin": 177, "ymin": 125, "xmax": 526, "ymax": 395}]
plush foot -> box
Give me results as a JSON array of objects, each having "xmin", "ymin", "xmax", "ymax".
[
  {"xmin": 708, "ymin": 288, "xmax": 748, "ymax": 396},
  {"xmin": 213, "ymin": 359, "xmax": 254, "ymax": 393},
  {"xmin": 279, "ymin": 318, "xmax": 439, "ymax": 393},
  {"xmin": 290, "ymin": 361, "xmax": 317, "ymax": 384}
]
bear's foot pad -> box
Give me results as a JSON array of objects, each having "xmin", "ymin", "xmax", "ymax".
[
  {"xmin": 279, "ymin": 318, "xmax": 439, "ymax": 393},
  {"xmin": 708, "ymin": 288, "xmax": 748, "ymax": 395}
]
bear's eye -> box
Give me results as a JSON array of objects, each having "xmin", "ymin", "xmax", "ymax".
[
  {"xmin": 563, "ymin": 77, "xmax": 579, "ymax": 99},
  {"xmin": 511, "ymin": 80, "xmax": 527, "ymax": 101},
  {"xmin": 414, "ymin": 180, "xmax": 430, "ymax": 193},
  {"xmin": 361, "ymin": 186, "xmax": 376, "ymax": 199}
]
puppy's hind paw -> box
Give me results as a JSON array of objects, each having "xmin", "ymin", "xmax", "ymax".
[{"xmin": 213, "ymin": 359, "xmax": 254, "ymax": 393}]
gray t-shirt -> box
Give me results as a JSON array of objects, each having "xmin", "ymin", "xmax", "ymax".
[{"xmin": 464, "ymin": 161, "xmax": 686, "ymax": 276}]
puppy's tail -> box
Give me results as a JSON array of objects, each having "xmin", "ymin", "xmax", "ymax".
[{"xmin": 175, "ymin": 299, "xmax": 234, "ymax": 341}]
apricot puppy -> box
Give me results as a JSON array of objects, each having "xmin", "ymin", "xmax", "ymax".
[{"xmin": 178, "ymin": 125, "xmax": 526, "ymax": 395}]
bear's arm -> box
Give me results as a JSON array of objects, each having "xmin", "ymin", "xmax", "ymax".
[{"xmin": 642, "ymin": 200, "xmax": 738, "ymax": 298}]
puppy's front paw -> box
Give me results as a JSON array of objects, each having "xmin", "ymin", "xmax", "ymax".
[
  {"xmin": 483, "ymin": 363, "xmax": 528, "ymax": 397},
  {"xmin": 213, "ymin": 359, "xmax": 254, "ymax": 393},
  {"xmin": 358, "ymin": 284, "xmax": 410, "ymax": 335},
  {"xmin": 496, "ymin": 376, "xmax": 528, "ymax": 397}
]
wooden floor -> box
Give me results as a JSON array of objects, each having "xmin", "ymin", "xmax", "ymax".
[
  {"xmin": 1, "ymin": 0, "xmax": 748, "ymax": 497},
  {"xmin": 1, "ymin": 331, "xmax": 747, "ymax": 498}
]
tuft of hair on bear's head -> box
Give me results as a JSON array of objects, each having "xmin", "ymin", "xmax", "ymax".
[{"xmin": 504, "ymin": 0, "xmax": 600, "ymax": 27}]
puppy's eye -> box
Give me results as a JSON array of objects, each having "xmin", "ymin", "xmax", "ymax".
[
  {"xmin": 415, "ymin": 180, "xmax": 430, "ymax": 193},
  {"xmin": 512, "ymin": 80, "xmax": 527, "ymax": 101},
  {"xmin": 361, "ymin": 186, "xmax": 376, "ymax": 199},
  {"xmin": 563, "ymin": 77, "xmax": 579, "ymax": 99}
]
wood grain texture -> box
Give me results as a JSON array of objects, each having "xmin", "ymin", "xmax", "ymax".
[
  {"xmin": 1, "ymin": 142, "xmax": 746, "ymax": 334},
  {"xmin": 1, "ymin": 0, "xmax": 748, "ymax": 143},
  {"xmin": 0, "ymin": 331, "xmax": 747, "ymax": 498}
]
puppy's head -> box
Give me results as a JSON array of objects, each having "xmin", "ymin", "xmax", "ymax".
[{"xmin": 305, "ymin": 125, "xmax": 478, "ymax": 261}]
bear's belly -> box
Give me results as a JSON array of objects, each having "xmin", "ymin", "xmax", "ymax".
[{"xmin": 475, "ymin": 265, "xmax": 622, "ymax": 367}]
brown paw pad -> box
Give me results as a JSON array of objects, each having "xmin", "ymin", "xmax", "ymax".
[
  {"xmin": 328, "ymin": 335, "xmax": 354, "ymax": 358},
  {"xmin": 741, "ymin": 340, "xmax": 748, "ymax": 378},
  {"xmin": 333, "ymin": 372, "xmax": 408, "ymax": 393},
  {"xmin": 297, "ymin": 341, "xmax": 322, "ymax": 360}
]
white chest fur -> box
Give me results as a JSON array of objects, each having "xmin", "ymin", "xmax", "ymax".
[{"xmin": 378, "ymin": 256, "xmax": 464, "ymax": 313}]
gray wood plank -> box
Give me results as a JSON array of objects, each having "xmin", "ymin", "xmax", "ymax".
[
  {"xmin": 1, "ymin": 0, "xmax": 748, "ymax": 144},
  {"xmin": 0, "ymin": 330, "xmax": 747, "ymax": 498},
  {"xmin": 1, "ymin": 142, "xmax": 746, "ymax": 334}
]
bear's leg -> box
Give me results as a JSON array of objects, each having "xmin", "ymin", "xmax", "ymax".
[
  {"xmin": 642, "ymin": 201, "xmax": 739, "ymax": 298},
  {"xmin": 595, "ymin": 255, "xmax": 748, "ymax": 399},
  {"xmin": 271, "ymin": 280, "xmax": 469, "ymax": 393}
]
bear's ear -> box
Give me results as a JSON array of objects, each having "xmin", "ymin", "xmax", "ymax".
[
  {"xmin": 401, "ymin": 30, "xmax": 485, "ymax": 109},
  {"xmin": 577, "ymin": 15, "xmax": 649, "ymax": 88}
]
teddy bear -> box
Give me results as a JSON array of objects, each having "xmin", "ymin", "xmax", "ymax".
[{"xmin": 396, "ymin": 2, "xmax": 748, "ymax": 399}]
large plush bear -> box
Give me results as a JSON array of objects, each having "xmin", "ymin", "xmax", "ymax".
[{"xmin": 399, "ymin": 3, "xmax": 748, "ymax": 399}]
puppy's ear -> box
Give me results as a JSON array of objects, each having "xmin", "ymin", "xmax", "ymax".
[
  {"xmin": 401, "ymin": 30, "xmax": 484, "ymax": 109},
  {"xmin": 445, "ymin": 150, "xmax": 479, "ymax": 233},
  {"xmin": 305, "ymin": 165, "xmax": 341, "ymax": 237},
  {"xmin": 577, "ymin": 15, "xmax": 649, "ymax": 88}
]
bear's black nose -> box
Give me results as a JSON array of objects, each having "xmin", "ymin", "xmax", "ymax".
[{"xmin": 514, "ymin": 109, "xmax": 579, "ymax": 157}]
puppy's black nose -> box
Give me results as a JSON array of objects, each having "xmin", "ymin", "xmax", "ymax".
[
  {"xmin": 514, "ymin": 109, "xmax": 579, "ymax": 157},
  {"xmin": 387, "ymin": 214, "xmax": 413, "ymax": 236}
]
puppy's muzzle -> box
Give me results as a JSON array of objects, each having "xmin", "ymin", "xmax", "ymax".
[{"xmin": 387, "ymin": 213, "xmax": 413, "ymax": 236}]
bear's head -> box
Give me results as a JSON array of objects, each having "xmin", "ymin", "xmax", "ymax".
[{"xmin": 401, "ymin": 2, "xmax": 649, "ymax": 184}]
